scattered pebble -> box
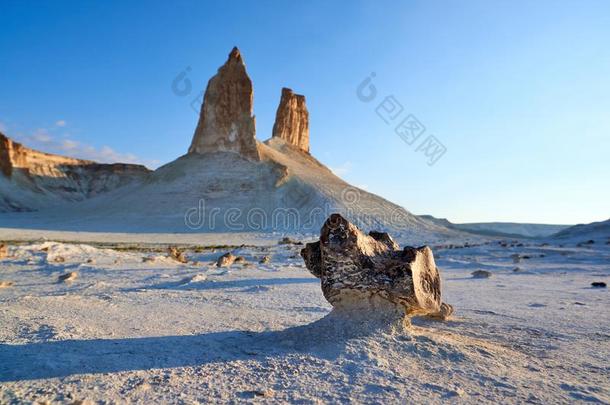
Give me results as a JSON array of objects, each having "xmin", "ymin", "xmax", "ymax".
[
  {"xmin": 591, "ymin": 282, "xmax": 606, "ymax": 288},
  {"xmin": 217, "ymin": 252, "xmax": 237, "ymax": 267},
  {"xmin": 259, "ymin": 255, "xmax": 271, "ymax": 264},
  {"xmin": 53, "ymin": 256, "xmax": 66, "ymax": 263},
  {"xmin": 54, "ymin": 256, "xmax": 66, "ymax": 263},
  {"xmin": 58, "ymin": 272, "xmax": 78, "ymax": 282},
  {"xmin": 168, "ymin": 247, "xmax": 188, "ymax": 263},
  {"xmin": 471, "ymin": 270, "xmax": 492, "ymax": 279},
  {"xmin": 255, "ymin": 388, "xmax": 275, "ymax": 398},
  {"xmin": 278, "ymin": 237, "xmax": 302, "ymax": 245}
]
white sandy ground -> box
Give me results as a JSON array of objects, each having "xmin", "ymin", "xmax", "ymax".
[{"xmin": 0, "ymin": 235, "xmax": 608, "ymax": 404}]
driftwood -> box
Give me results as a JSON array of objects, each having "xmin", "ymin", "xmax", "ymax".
[{"xmin": 301, "ymin": 214, "xmax": 453, "ymax": 321}]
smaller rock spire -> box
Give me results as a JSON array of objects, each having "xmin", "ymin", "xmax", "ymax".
[{"xmin": 272, "ymin": 87, "xmax": 310, "ymax": 153}]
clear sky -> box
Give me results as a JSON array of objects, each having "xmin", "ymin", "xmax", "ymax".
[{"xmin": 1, "ymin": 1, "xmax": 608, "ymax": 225}]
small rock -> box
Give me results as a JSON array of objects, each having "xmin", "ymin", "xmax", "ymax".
[
  {"xmin": 278, "ymin": 237, "xmax": 302, "ymax": 245},
  {"xmin": 168, "ymin": 247, "xmax": 188, "ymax": 263},
  {"xmin": 471, "ymin": 270, "xmax": 492, "ymax": 279},
  {"xmin": 591, "ymin": 282, "xmax": 606, "ymax": 288},
  {"xmin": 0, "ymin": 281, "xmax": 14, "ymax": 288},
  {"xmin": 513, "ymin": 267, "xmax": 522, "ymax": 272},
  {"xmin": 259, "ymin": 255, "xmax": 271, "ymax": 264},
  {"xmin": 58, "ymin": 272, "xmax": 78, "ymax": 282},
  {"xmin": 234, "ymin": 256, "xmax": 246, "ymax": 264},
  {"xmin": 54, "ymin": 256, "xmax": 66, "ymax": 263},
  {"xmin": 254, "ymin": 389, "xmax": 275, "ymax": 398},
  {"xmin": 511, "ymin": 254, "xmax": 521, "ymax": 263},
  {"xmin": 217, "ymin": 252, "xmax": 237, "ymax": 267}
]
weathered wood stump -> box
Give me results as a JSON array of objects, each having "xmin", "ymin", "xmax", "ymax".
[{"xmin": 301, "ymin": 214, "xmax": 453, "ymax": 322}]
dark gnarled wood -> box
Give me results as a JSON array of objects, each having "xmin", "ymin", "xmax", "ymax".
[{"xmin": 301, "ymin": 214, "xmax": 453, "ymax": 320}]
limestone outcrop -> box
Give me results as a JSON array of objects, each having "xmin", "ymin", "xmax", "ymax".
[
  {"xmin": 272, "ymin": 88, "xmax": 310, "ymax": 153},
  {"xmin": 301, "ymin": 214, "xmax": 453, "ymax": 321},
  {"xmin": 0, "ymin": 132, "xmax": 150, "ymax": 212},
  {"xmin": 188, "ymin": 47, "xmax": 260, "ymax": 161}
]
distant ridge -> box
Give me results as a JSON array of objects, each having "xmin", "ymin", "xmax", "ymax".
[
  {"xmin": 551, "ymin": 218, "xmax": 610, "ymax": 242},
  {"xmin": 0, "ymin": 132, "xmax": 150, "ymax": 212},
  {"xmin": 419, "ymin": 215, "xmax": 571, "ymax": 238}
]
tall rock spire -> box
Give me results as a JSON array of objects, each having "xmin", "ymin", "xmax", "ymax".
[
  {"xmin": 272, "ymin": 87, "xmax": 310, "ymax": 153},
  {"xmin": 188, "ymin": 47, "xmax": 260, "ymax": 161}
]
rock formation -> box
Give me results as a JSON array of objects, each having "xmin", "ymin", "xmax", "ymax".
[
  {"xmin": 272, "ymin": 88, "xmax": 310, "ymax": 153},
  {"xmin": 0, "ymin": 132, "xmax": 87, "ymax": 179},
  {"xmin": 188, "ymin": 47, "xmax": 260, "ymax": 161},
  {"xmin": 168, "ymin": 247, "xmax": 187, "ymax": 264},
  {"xmin": 58, "ymin": 271, "xmax": 78, "ymax": 283},
  {"xmin": 0, "ymin": 48, "xmax": 460, "ymax": 239},
  {"xmin": 301, "ymin": 214, "xmax": 453, "ymax": 322},
  {"xmin": 216, "ymin": 252, "xmax": 237, "ymax": 267},
  {"xmin": 0, "ymin": 132, "xmax": 151, "ymax": 212}
]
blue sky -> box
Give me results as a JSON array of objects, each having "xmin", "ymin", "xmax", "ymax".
[{"xmin": 1, "ymin": 1, "xmax": 608, "ymax": 224}]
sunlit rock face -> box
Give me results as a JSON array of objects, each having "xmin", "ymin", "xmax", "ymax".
[
  {"xmin": 0, "ymin": 132, "xmax": 150, "ymax": 212},
  {"xmin": 301, "ymin": 214, "xmax": 454, "ymax": 322},
  {"xmin": 188, "ymin": 47, "xmax": 260, "ymax": 161},
  {"xmin": 272, "ymin": 87, "xmax": 310, "ymax": 153}
]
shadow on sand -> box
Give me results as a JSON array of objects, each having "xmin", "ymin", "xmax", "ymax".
[
  {"xmin": 0, "ymin": 310, "xmax": 396, "ymax": 382},
  {"xmin": 126, "ymin": 277, "xmax": 318, "ymax": 292}
]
